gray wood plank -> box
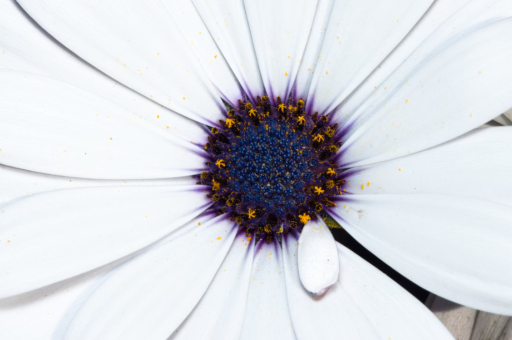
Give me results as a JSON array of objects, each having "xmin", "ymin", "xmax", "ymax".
[{"xmin": 427, "ymin": 295, "xmax": 512, "ymax": 340}]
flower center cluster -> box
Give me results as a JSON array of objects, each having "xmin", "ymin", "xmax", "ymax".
[{"xmin": 201, "ymin": 96, "xmax": 344, "ymax": 242}]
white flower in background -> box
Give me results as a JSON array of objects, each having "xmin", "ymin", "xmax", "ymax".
[{"xmin": 0, "ymin": 0, "xmax": 512, "ymax": 339}]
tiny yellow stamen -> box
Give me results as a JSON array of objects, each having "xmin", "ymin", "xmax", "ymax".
[
  {"xmin": 326, "ymin": 168, "xmax": 336, "ymax": 176},
  {"xmin": 211, "ymin": 127, "xmax": 219, "ymax": 134},
  {"xmin": 325, "ymin": 126, "xmax": 335, "ymax": 138},
  {"xmin": 297, "ymin": 99, "xmax": 305, "ymax": 108},
  {"xmin": 313, "ymin": 186, "xmax": 325, "ymax": 195},
  {"xmin": 212, "ymin": 179, "xmax": 220, "ymax": 191},
  {"xmin": 225, "ymin": 118, "xmax": 235, "ymax": 128},
  {"xmin": 313, "ymin": 134, "xmax": 324, "ymax": 142},
  {"xmin": 278, "ymin": 103, "xmax": 286, "ymax": 113},
  {"xmin": 288, "ymin": 105, "xmax": 297, "ymax": 113},
  {"xmin": 322, "ymin": 198, "xmax": 337, "ymax": 207},
  {"xmin": 215, "ymin": 159, "xmax": 226, "ymax": 168},
  {"xmin": 248, "ymin": 208, "xmax": 256, "ymax": 219},
  {"xmin": 296, "ymin": 116, "xmax": 305, "ymax": 125},
  {"xmin": 299, "ymin": 213, "xmax": 311, "ymax": 224},
  {"xmin": 248, "ymin": 109, "xmax": 257, "ymax": 117}
]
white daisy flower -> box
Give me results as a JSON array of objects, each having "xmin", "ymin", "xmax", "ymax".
[{"xmin": 1, "ymin": 0, "xmax": 511, "ymax": 339}]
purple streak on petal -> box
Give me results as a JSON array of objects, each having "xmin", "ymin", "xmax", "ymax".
[
  {"xmin": 325, "ymin": 207, "xmax": 348, "ymax": 225},
  {"xmin": 190, "ymin": 143, "xmax": 212, "ymax": 162},
  {"xmin": 254, "ymin": 237, "xmax": 268, "ymax": 253},
  {"xmin": 189, "ymin": 146, "xmax": 209, "ymax": 160},
  {"xmin": 234, "ymin": 225, "xmax": 247, "ymax": 238},
  {"xmin": 331, "ymin": 125, "xmax": 358, "ymax": 169},
  {"xmin": 214, "ymin": 211, "xmax": 234, "ymax": 224},
  {"xmin": 331, "ymin": 149, "xmax": 345, "ymax": 168},
  {"xmin": 201, "ymin": 123, "xmax": 213, "ymax": 135},
  {"xmin": 305, "ymin": 96, "xmax": 315, "ymax": 115},
  {"xmin": 202, "ymin": 116, "xmax": 221, "ymax": 128},
  {"xmin": 267, "ymin": 84, "xmax": 276, "ymax": 106},
  {"xmin": 213, "ymin": 84, "xmax": 243, "ymax": 111},
  {"xmin": 189, "ymin": 185, "xmax": 211, "ymax": 194},
  {"xmin": 195, "ymin": 207, "xmax": 217, "ymax": 220},
  {"xmin": 329, "ymin": 195, "xmax": 357, "ymax": 204},
  {"xmin": 273, "ymin": 235, "xmax": 281, "ymax": 254},
  {"xmin": 186, "ymin": 167, "xmax": 208, "ymax": 176},
  {"xmin": 290, "ymin": 83, "xmax": 298, "ymax": 103},
  {"xmin": 282, "ymin": 228, "xmax": 300, "ymax": 244},
  {"xmin": 200, "ymin": 153, "xmax": 214, "ymax": 163},
  {"xmin": 337, "ymin": 166, "xmax": 364, "ymax": 180},
  {"xmin": 335, "ymin": 119, "xmax": 355, "ymax": 141},
  {"xmin": 241, "ymin": 80, "xmax": 259, "ymax": 105},
  {"xmin": 327, "ymin": 111, "xmax": 336, "ymax": 124}
]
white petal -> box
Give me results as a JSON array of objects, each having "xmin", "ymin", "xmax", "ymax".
[
  {"xmin": 170, "ymin": 232, "xmax": 255, "ymax": 340},
  {"xmin": 0, "ymin": 165, "xmax": 197, "ymax": 207},
  {"xmin": 63, "ymin": 215, "xmax": 237, "ymax": 340},
  {"xmin": 1, "ymin": 0, "xmax": 204, "ymax": 142},
  {"xmin": 0, "ymin": 261, "xmax": 117, "ymax": 340},
  {"xmin": 240, "ymin": 239, "xmax": 296, "ymax": 340},
  {"xmin": 336, "ymin": 242, "xmax": 455, "ymax": 340},
  {"xmin": 0, "ymin": 185, "xmax": 210, "ymax": 298},
  {"xmin": 192, "ymin": 0, "xmax": 265, "ymax": 103},
  {"xmin": 0, "ymin": 71, "xmax": 206, "ymax": 179},
  {"xmin": 159, "ymin": 0, "xmax": 244, "ymax": 106},
  {"xmin": 293, "ymin": 0, "xmax": 335, "ymax": 100},
  {"xmin": 297, "ymin": 218, "xmax": 339, "ymax": 295},
  {"xmin": 0, "ymin": 213, "xmax": 213, "ymax": 340},
  {"xmin": 332, "ymin": 0, "xmax": 475, "ymax": 126},
  {"xmin": 344, "ymin": 127, "xmax": 512, "ymax": 207},
  {"xmin": 284, "ymin": 231, "xmax": 453, "ymax": 340},
  {"xmin": 306, "ymin": 0, "xmax": 433, "ymax": 114},
  {"xmin": 17, "ymin": 0, "xmax": 225, "ymax": 126},
  {"xmin": 244, "ymin": 0, "xmax": 318, "ymax": 104},
  {"xmin": 328, "ymin": 194, "xmax": 512, "ymax": 315},
  {"xmin": 337, "ymin": 6, "xmax": 512, "ymax": 168},
  {"xmin": 283, "ymin": 231, "xmax": 381, "ymax": 340}
]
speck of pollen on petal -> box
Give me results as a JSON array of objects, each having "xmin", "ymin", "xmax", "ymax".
[{"xmin": 199, "ymin": 95, "xmax": 345, "ymax": 243}]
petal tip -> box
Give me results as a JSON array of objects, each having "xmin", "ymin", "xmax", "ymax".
[{"xmin": 297, "ymin": 218, "xmax": 340, "ymax": 297}]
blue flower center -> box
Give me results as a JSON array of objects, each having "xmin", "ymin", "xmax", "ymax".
[{"xmin": 201, "ymin": 96, "xmax": 343, "ymax": 242}]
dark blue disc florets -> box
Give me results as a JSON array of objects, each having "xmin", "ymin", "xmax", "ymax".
[{"xmin": 201, "ymin": 96, "xmax": 345, "ymax": 242}]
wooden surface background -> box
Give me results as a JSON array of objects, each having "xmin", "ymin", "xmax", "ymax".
[{"xmin": 427, "ymin": 295, "xmax": 511, "ymax": 340}]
